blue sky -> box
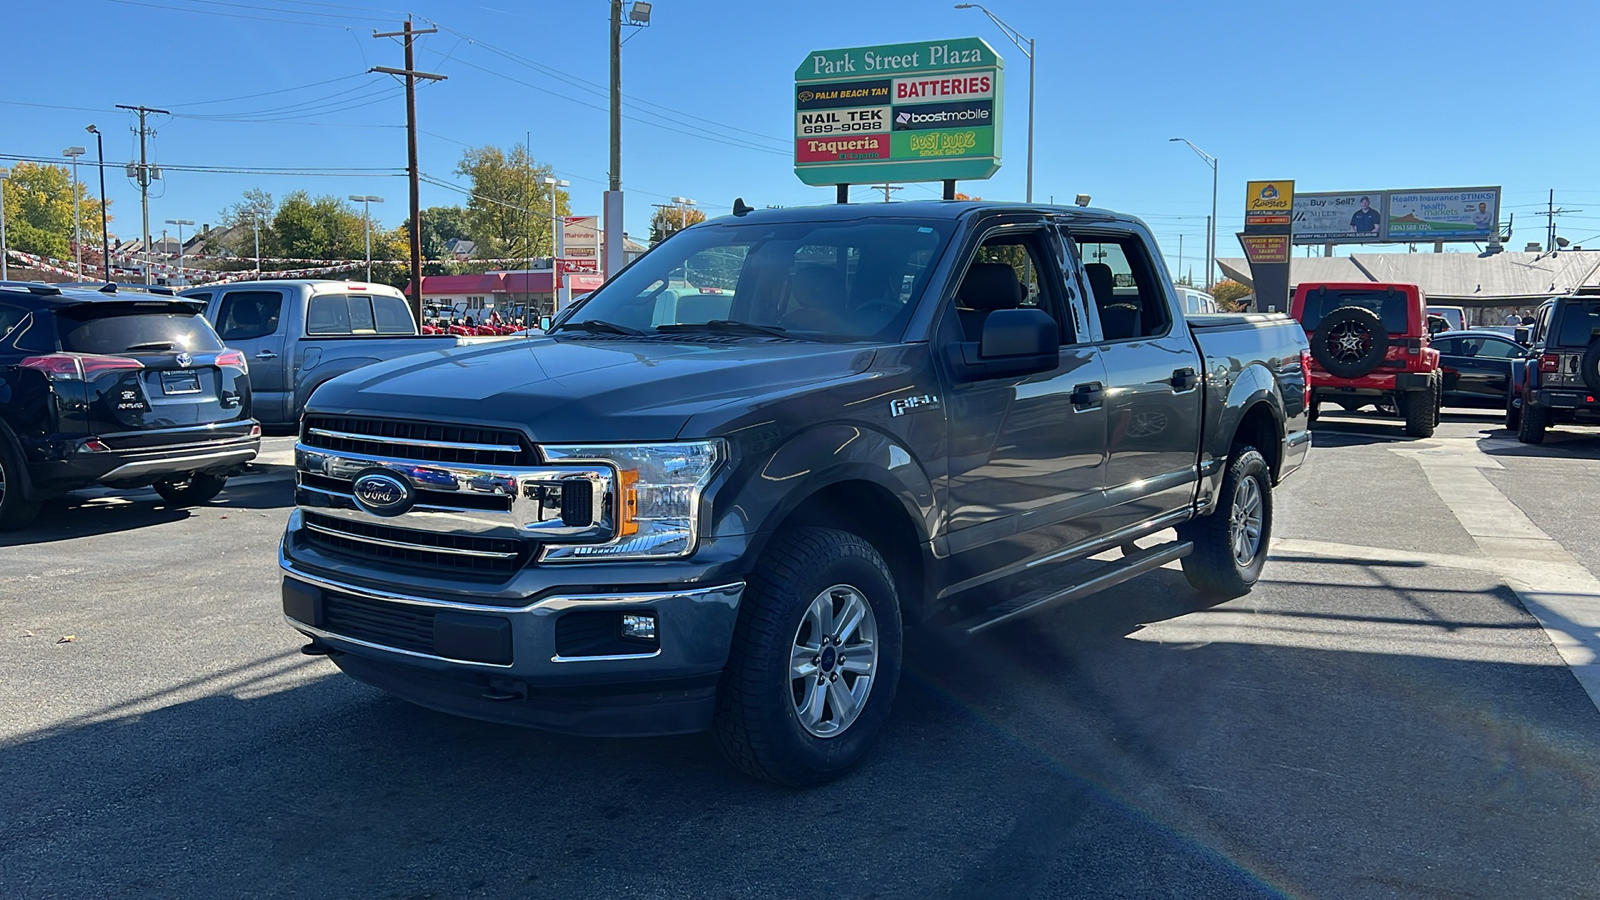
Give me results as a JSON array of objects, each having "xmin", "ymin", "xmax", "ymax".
[{"xmin": 6, "ymin": 0, "xmax": 1600, "ymax": 272}]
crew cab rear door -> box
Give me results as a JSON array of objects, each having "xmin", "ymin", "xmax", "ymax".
[
  {"xmin": 1061, "ymin": 224, "xmax": 1203, "ymax": 531},
  {"xmin": 206, "ymin": 287, "xmax": 290, "ymax": 421}
]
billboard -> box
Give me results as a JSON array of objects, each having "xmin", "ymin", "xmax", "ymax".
[
  {"xmin": 1292, "ymin": 192, "xmax": 1384, "ymax": 244},
  {"xmin": 562, "ymin": 216, "xmax": 599, "ymax": 259},
  {"xmin": 1385, "ymin": 187, "xmax": 1500, "ymax": 241},
  {"xmin": 794, "ymin": 38, "xmax": 1003, "ymax": 187},
  {"xmin": 1245, "ymin": 180, "xmax": 1294, "ymax": 227},
  {"xmin": 1290, "ymin": 187, "xmax": 1501, "ymax": 244}
]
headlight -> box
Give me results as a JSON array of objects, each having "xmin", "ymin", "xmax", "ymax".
[{"xmin": 538, "ymin": 440, "xmax": 724, "ymax": 561}]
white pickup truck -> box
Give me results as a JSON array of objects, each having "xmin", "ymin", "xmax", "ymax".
[{"xmin": 181, "ymin": 280, "xmax": 508, "ymax": 427}]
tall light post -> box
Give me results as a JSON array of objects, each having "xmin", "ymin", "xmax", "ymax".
[
  {"xmin": 670, "ymin": 196, "xmax": 697, "ymax": 233},
  {"xmin": 955, "ymin": 3, "xmax": 1034, "ymax": 203},
  {"xmin": 0, "ymin": 167, "xmax": 10, "ymax": 281},
  {"xmin": 86, "ymin": 126, "xmax": 111, "ymax": 283},
  {"xmin": 543, "ymin": 176, "xmax": 569, "ymax": 314},
  {"xmin": 348, "ymin": 195, "xmax": 384, "ymax": 282},
  {"xmin": 64, "ymin": 147, "xmax": 87, "ymax": 277},
  {"xmin": 1170, "ymin": 137, "xmax": 1218, "ymax": 290},
  {"xmin": 165, "ymin": 218, "xmax": 193, "ymax": 282}
]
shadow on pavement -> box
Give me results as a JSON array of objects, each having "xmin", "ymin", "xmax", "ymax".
[
  {"xmin": 1477, "ymin": 427, "xmax": 1600, "ymax": 460},
  {"xmin": 0, "ymin": 480, "xmax": 294, "ymax": 546},
  {"xmin": 4, "ymin": 568, "xmax": 1599, "ymax": 899}
]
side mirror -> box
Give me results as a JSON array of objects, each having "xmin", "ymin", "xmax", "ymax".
[
  {"xmin": 539, "ymin": 316, "xmax": 552, "ymax": 331},
  {"xmin": 1514, "ymin": 326, "xmax": 1531, "ymax": 344},
  {"xmin": 949, "ymin": 308, "xmax": 1059, "ymax": 381}
]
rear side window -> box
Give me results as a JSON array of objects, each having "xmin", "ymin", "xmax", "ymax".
[
  {"xmin": 1071, "ymin": 233, "xmax": 1172, "ymax": 340},
  {"xmin": 1555, "ymin": 301, "xmax": 1600, "ymax": 348},
  {"xmin": 306, "ymin": 295, "xmax": 352, "ymax": 335},
  {"xmin": 56, "ymin": 309, "xmax": 224, "ymax": 354},
  {"xmin": 372, "ymin": 295, "xmax": 415, "ymax": 334},
  {"xmin": 1299, "ymin": 288, "xmax": 1409, "ymax": 334},
  {"xmin": 216, "ymin": 290, "xmax": 283, "ymax": 341}
]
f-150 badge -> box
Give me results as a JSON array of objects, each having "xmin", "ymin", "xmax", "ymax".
[{"xmin": 889, "ymin": 393, "xmax": 941, "ymax": 417}]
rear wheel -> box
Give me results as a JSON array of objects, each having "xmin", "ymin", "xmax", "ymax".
[
  {"xmin": 714, "ymin": 527, "xmax": 903, "ymax": 787},
  {"xmin": 0, "ymin": 439, "xmax": 41, "ymax": 531},
  {"xmin": 1402, "ymin": 379, "xmax": 1439, "ymax": 438},
  {"xmin": 152, "ymin": 472, "xmax": 228, "ymax": 506},
  {"xmin": 1178, "ymin": 446, "xmax": 1272, "ymax": 600},
  {"xmin": 1517, "ymin": 401, "xmax": 1548, "ymax": 444}
]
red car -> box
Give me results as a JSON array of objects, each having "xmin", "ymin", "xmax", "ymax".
[{"xmin": 1292, "ymin": 281, "xmax": 1442, "ymax": 437}]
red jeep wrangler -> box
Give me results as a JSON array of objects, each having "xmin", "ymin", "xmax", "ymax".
[{"xmin": 1292, "ymin": 282, "xmax": 1442, "ymax": 437}]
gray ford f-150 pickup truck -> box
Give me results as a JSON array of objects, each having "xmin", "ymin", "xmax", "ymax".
[{"xmin": 279, "ymin": 201, "xmax": 1312, "ymax": 785}]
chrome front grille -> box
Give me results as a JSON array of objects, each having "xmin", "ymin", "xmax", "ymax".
[
  {"xmin": 301, "ymin": 512, "xmax": 534, "ymax": 578},
  {"xmin": 301, "ymin": 415, "xmax": 530, "ymax": 467}
]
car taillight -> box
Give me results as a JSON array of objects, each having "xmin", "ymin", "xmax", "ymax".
[
  {"xmin": 1300, "ymin": 349, "xmax": 1312, "ymax": 408},
  {"xmin": 20, "ymin": 353, "xmax": 143, "ymax": 380},
  {"xmin": 1540, "ymin": 353, "xmax": 1560, "ymax": 373},
  {"xmin": 215, "ymin": 348, "xmax": 249, "ymax": 374},
  {"xmin": 1407, "ymin": 338, "xmax": 1422, "ymax": 356}
]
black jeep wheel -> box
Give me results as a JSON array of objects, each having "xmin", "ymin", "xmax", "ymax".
[
  {"xmin": 1311, "ymin": 306, "xmax": 1389, "ymax": 379},
  {"xmin": 1177, "ymin": 446, "xmax": 1272, "ymax": 600},
  {"xmin": 0, "ymin": 436, "xmax": 41, "ymax": 531},
  {"xmin": 1517, "ymin": 401, "xmax": 1548, "ymax": 444},
  {"xmin": 1402, "ymin": 376, "xmax": 1440, "ymax": 438},
  {"xmin": 713, "ymin": 527, "xmax": 904, "ymax": 787},
  {"xmin": 152, "ymin": 472, "xmax": 229, "ymax": 506}
]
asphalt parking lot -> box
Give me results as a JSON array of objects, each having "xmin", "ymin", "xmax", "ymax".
[{"xmin": 5, "ymin": 417, "xmax": 1600, "ymax": 899}]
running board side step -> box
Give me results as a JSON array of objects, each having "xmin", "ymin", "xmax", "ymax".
[{"xmin": 945, "ymin": 540, "xmax": 1193, "ymax": 639}]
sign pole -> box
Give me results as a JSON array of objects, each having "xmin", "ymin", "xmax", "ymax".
[
  {"xmin": 943, "ymin": 179, "xmax": 956, "ymax": 200},
  {"xmin": 837, "ymin": 184, "xmax": 849, "ymax": 205}
]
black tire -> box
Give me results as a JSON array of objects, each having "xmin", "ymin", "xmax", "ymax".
[
  {"xmin": 1582, "ymin": 339, "xmax": 1600, "ymax": 394},
  {"xmin": 1517, "ymin": 401, "xmax": 1547, "ymax": 444},
  {"xmin": 1311, "ymin": 306, "xmax": 1388, "ymax": 379},
  {"xmin": 0, "ymin": 435, "xmax": 41, "ymax": 531},
  {"xmin": 152, "ymin": 472, "xmax": 229, "ymax": 506},
  {"xmin": 1177, "ymin": 446, "xmax": 1272, "ymax": 600},
  {"xmin": 1506, "ymin": 396, "xmax": 1522, "ymax": 432},
  {"xmin": 1402, "ymin": 378, "xmax": 1438, "ymax": 438},
  {"xmin": 713, "ymin": 527, "xmax": 903, "ymax": 788}
]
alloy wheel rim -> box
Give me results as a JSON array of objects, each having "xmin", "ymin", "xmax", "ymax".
[
  {"xmin": 1229, "ymin": 476, "xmax": 1264, "ymax": 567},
  {"xmin": 1329, "ymin": 322, "xmax": 1370, "ymax": 361},
  {"xmin": 789, "ymin": 583, "xmax": 879, "ymax": 738}
]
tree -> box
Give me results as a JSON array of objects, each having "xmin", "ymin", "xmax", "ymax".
[
  {"xmin": 455, "ymin": 144, "xmax": 568, "ymax": 260},
  {"xmin": 0, "ymin": 162, "xmax": 111, "ymax": 260},
  {"xmin": 203, "ymin": 188, "xmax": 276, "ymax": 266},
  {"xmin": 408, "ymin": 205, "xmax": 473, "ymax": 262},
  {"xmin": 649, "ymin": 204, "xmax": 707, "ymax": 244},
  {"xmin": 1211, "ymin": 279, "xmax": 1252, "ymax": 311},
  {"xmin": 271, "ymin": 192, "xmax": 366, "ymax": 261}
]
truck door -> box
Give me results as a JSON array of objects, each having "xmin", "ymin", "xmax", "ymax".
[
  {"xmin": 1064, "ymin": 226, "xmax": 1202, "ymax": 531},
  {"xmin": 211, "ymin": 287, "xmax": 290, "ymax": 423},
  {"xmin": 941, "ymin": 219, "xmax": 1110, "ymax": 586}
]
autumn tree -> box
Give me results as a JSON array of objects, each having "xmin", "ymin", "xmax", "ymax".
[
  {"xmin": 1211, "ymin": 279, "xmax": 1252, "ymax": 311},
  {"xmin": 649, "ymin": 204, "xmax": 707, "ymax": 244},
  {"xmin": 456, "ymin": 144, "xmax": 568, "ymax": 260},
  {"xmin": 0, "ymin": 161, "xmax": 111, "ymax": 260}
]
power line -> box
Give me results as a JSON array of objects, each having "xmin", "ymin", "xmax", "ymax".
[
  {"xmin": 156, "ymin": 0, "xmax": 392, "ymax": 23},
  {"xmin": 160, "ymin": 73, "xmax": 370, "ymax": 109},
  {"xmin": 0, "ymin": 153, "xmax": 404, "ymax": 176},
  {"xmin": 99, "ymin": 0, "xmax": 361, "ymax": 28}
]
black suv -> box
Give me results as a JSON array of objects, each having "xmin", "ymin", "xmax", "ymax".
[
  {"xmin": 1509, "ymin": 293, "xmax": 1600, "ymax": 443},
  {"xmin": 0, "ymin": 282, "xmax": 260, "ymax": 528}
]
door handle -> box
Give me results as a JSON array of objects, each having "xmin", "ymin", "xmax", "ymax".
[
  {"xmin": 1170, "ymin": 367, "xmax": 1199, "ymax": 391},
  {"xmin": 255, "ymin": 350, "xmax": 279, "ymax": 360},
  {"xmin": 1071, "ymin": 381, "xmax": 1105, "ymax": 410}
]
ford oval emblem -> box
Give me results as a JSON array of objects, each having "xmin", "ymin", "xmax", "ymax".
[{"xmin": 352, "ymin": 470, "xmax": 414, "ymax": 517}]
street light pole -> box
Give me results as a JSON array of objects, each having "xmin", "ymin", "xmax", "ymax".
[
  {"xmin": 86, "ymin": 125, "xmax": 110, "ymax": 283},
  {"xmin": 0, "ymin": 168, "xmax": 10, "ymax": 282},
  {"xmin": 1170, "ymin": 137, "xmax": 1218, "ymax": 290},
  {"xmin": 165, "ymin": 218, "xmax": 193, "ymax": 282},
  {"xmin": 348, "ymin": 195, "xmax": 384, "ymax": 282},
  {"xmin": 64, "ymin": 147, "xmax": 87, "ymax": 278},
  {"xmin": 543, "ymin": 176, "xmax": 570, "ymax": 315},
  {"xmin": 955, "ymin": 3, "xmax": 1034, "ymax": 203}
]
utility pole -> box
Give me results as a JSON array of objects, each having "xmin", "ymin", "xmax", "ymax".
[
  {"xmin": 869, "ymin": 183, "xmax": 903, "ymax": 203},
  {"xmin": 166, "ymin": 218, "xmax": 193, "ymax": 281},
  {"xmin": 373, "ymin": 19, "xmax": 444, "ymax": 323},
  {"xmin": 116, "ymin": 104, "xmax": 169, "ymax": 285},
  {"xmin": 605, "ymin": 0, "xmax": 623, "ymax": 281}
]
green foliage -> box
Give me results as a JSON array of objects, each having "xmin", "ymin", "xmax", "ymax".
[
  {"xmin": 272, "ymin": 191, "xmax": 366, "ymax": 261},
  {"xmin": 455, "ymin": 143, "xmax": 568, "ymax": 260},
  {"xmin": 0, "ymin": 162, "xmax": 110, "ymax": 260},
  {"xmin": 1211, "ymin": 279, "xmax": 1253, "ymax": 311},
  {"xmin": 649, "ymin": 205, "xmax": 706, "ymax": 244}
]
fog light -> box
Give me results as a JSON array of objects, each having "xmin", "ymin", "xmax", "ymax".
[{"xmin": 621, "ymin": 613, "xmax": 656, "ymax": 641}]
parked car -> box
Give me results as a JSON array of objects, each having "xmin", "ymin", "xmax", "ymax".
[
  {"xmin": 0, "ymin": 282, "xmax": 260, "ymax": 529},
  {"xmin": 1295, "ymin": 281, "xmax": 1442, "ymax": 436},
  {"xmin": 1433, "ymin": 329, "xmax": 1528, "ymax": 409},
  {"xmin": 276, "ymin": 200, "xmax": 1311, "ymax": 786},
  {"xmin": 1177, "ymin": 286, "xmax": 1219, "ymax": 315},
  {"xmin": 180, "ymin": 280, "xmax": 512, "ymax": 427},
  {"xmin": 1508, "ymin": 293, "xmax": 1600, "ymax": 443},
  {"xmin": 1428, "ymin": 305, "xmax": 1466, "ymax": 332}
]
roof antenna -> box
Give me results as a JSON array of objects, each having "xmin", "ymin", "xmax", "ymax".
[{"xmin": 732, "ymin": 197, "xmax": 755, "ymax": 217}]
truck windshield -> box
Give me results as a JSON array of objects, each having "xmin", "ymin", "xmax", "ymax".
[
  {"xmin": 1300, "ymin": 288, "xmax": 1410, "ymax": 334},
  {"xmin": 1555, "ymin": 301, "xmax": 1600, "ymax": 347},
  {"xmin": 556, "ymin": 218, "xmax": 955, "ymax": 342}
]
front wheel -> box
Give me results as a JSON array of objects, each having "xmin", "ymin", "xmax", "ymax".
[
  {"xmin": 0, "ymin": 439, "xmax": 41, "ymax": 531},
  {"xmin": 1178, "ymin": 446, "xmax": 1273, "ymax": 600},
  {"xmin": 714, "ymin": 527, "xmax": 903, "ymax": 787},
  {"xmin": 152, "ymin": 472, "xmax": 228, "ymax": 506}
]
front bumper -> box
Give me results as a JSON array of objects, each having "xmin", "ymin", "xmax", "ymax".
[
  {"xmin": 27, "ymin": 428, "xmax": 261, "ymax": 493},
  {"xmin": 279, "ymin": 540, "xmax": 745, "ymax": 736}
]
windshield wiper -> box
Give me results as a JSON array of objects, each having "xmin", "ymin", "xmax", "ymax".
[
  {"xmin": 550, "ymin": 319, "xmax": 647, "ymax": 336},
  {"xmin": 655, "ymin": 320, "xmax": 814, "ymax": 341},
  {"xmin": 125, "ymin": 341, "xmax": 176, "ymax": 351}
]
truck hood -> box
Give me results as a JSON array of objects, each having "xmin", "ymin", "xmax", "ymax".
[{"xmin": 304, "ymin": 335, "xmax": 880, "ymax": 443}]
